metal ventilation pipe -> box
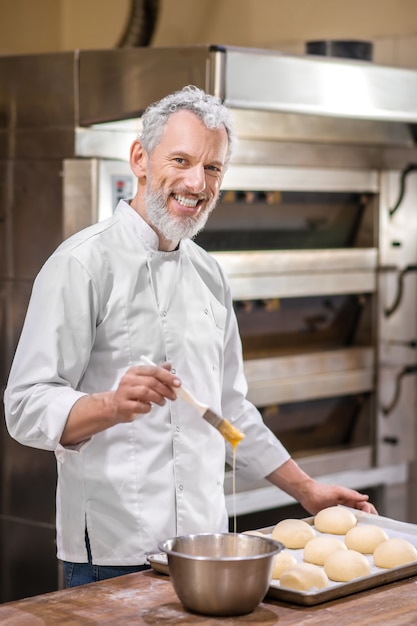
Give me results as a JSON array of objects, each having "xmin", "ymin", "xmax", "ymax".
[{"xmin": 117, "ymin": 0, "xmax": 160, "ymax": 47}]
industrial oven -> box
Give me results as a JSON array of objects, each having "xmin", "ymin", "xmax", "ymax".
[{"xmin": 1, "ymin": 45, "xmax": 417, "ymax": 600}]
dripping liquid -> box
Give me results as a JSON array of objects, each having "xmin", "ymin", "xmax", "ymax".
[
  {"xmin": 232, "ymin": 444, "xmax": 237, "ymax": 533},
  {"xmin": 217, "ymin": 418, "xmax": 244, "ymax": 534}
]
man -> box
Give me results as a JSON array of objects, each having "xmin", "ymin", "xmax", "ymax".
[{"xmin": 4, "ymin": 85, "xmax": 376, "ymax": 588}]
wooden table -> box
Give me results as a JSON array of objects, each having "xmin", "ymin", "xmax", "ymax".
[{"xmin": 1, "ymin": 569, "xmax": 417, "ymax": 625}]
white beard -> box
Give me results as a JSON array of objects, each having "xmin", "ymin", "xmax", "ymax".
[{"xmin": 144, "ymin": 185, "xmax": 217, "ymax": 244}]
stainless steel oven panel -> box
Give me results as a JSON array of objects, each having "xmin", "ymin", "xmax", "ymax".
[
  {"xmin": 246, "ymin": 370, "xmax": 373, "ymax": 405},
  {"xmin": 231, "ymin": 109, "xmax": 415, "ymax": 147},
  {"xmin": 63, "ymin": 159, "xmax": 99, "ymax": 238},
  {"xmin": 231, "ymin": 137, "xmax": 417, "ymax": 171},
  {"xmin": 224, "ymin": 49, "xmax": 417, "ymax": 123},
  {"xmin": 212, "ymin": 250, "xmax": 377, "ymax": 299},
  {"xmin": 221, "ymin": 271, "xmax": 376, "ymax": 300},
  {"xmin": 75, "ymin": 125, "xmax": 136, "ymax": 161},
  {"xmin": 77, "ymin": 47, "xmax": 215, "ymax": 126},
  {"xmin": 222, "ymin": 164, "xmax": 379, "ymax": 192},
  {"xmin": 213, "ymin": 249, "xmax": 378, "ymax": 274},
  {"xmin": 244, "ymin": 348, "xmax": 374, "ymax": 405},
  {"xmin": 244, "ymin": 348, "xmax": 374, "ymax": 381}
]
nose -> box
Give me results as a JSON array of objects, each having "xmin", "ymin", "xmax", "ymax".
[{"xmin": 183, "ymin": 164, "xmax": 206, "ymax": 193}]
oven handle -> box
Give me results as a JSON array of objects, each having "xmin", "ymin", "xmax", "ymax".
[
  {"xmin": 389, "ymin": 163, "xmax": 417, "ymax": 218},
  {"xmin": 384, "ymin": 265, "xmax": 417, "ymax": 317},
  {"xmin": 381, "ymin": 364, "xmax": 417, "ymax": 416}
]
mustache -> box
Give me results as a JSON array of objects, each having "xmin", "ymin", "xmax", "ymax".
[{"xmin": 171, "ymin": 188, "xmax": 209, "ymax": 201}]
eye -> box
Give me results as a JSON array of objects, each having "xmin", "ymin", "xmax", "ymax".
[
  {"xmin": 205, "ymin": 164, "xmax": 221, "ymax": 173},
  {"xmin": 174, "ymin": 157, "xmax": 186, "ymax": 164}
]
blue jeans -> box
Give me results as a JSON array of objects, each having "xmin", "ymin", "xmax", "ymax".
[{"xmin": 63, "ymin": 531, "xmax": 150, "ymax": 587}]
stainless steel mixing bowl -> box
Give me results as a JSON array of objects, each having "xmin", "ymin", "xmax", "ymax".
[{"xmin": 159, "ymin": 532, "xmax": 283, "ymax": 616}]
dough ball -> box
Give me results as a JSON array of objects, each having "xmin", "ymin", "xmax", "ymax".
[
  {"xmin": 324, "ymin": 549, "xmax": 371, "ymax": 582},
  {"xmin": 271, "ymin": 550, "xmax": 298, "ymax": 579},
  {"xmin": 303, "ymin": 535, "xmax": 347, "ymax": 566},
  {"xmin": 280, "ymin": 562, "xmax": 329, "ymax": 591},
  {"xmin": 271, "ymin": 518, "xmax": 316, "ymax": 549},
  {"xmin": 314, "ymin": 506, "xmax": 357, "ymax": 535},
  {"xmin": 344, "ymin": 524, "xmax": 389, "ymax": 554},
  {"xmin": 373, "ymin": 538, "xmax": 417, "ymax": 568}
]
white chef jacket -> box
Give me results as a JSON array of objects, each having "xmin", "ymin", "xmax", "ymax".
[{"xmin": 4, "ymin": 200, "xmax": 290, "ymax": 565}]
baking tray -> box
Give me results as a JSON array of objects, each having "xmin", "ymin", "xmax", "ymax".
[
  {"xmin": 147, "ymin": 552, "xmax": 170, "ymax": 576},
  {"xmin": 147, "ymin": 507, "xmax": 417, "ymax": 606},
  {"xmin": 265, "ymin": 507, "xmax": 417, "ymax": 606}
]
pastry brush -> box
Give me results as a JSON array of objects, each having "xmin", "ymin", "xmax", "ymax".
[{"xmin": 140, "ymin": 356, "xmax": 245, "ymax": 447}]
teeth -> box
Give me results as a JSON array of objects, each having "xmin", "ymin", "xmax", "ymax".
[{"xmin": 173, "ymin": 194, "xmax": 199, "ymax": 208}]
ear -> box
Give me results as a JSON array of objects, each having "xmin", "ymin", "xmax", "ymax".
[{"xmin": 130, "ymin": 139, "xmax": 148, "ymax": 178}]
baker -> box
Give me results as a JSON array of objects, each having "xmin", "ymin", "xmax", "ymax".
[{"xmin": 3, "ymin": 85, "xmax": 377, "ymax": 588}]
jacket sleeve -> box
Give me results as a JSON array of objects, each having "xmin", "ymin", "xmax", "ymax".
[{"xmin": 3, "ymin": 252, "xmax": 97, "ymax": 451}]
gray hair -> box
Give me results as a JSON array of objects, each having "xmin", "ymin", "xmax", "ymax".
[{"xmin": 139, "ymin": 85, "xmax": 236, "ymax": 165}]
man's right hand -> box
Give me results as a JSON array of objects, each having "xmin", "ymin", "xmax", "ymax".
[{"xmin": 60, "ymin": 362, "xmax": 181, "ymax": 446}]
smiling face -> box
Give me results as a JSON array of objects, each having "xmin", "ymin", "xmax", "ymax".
[{"xmin": 130, "ymin": 109, "xmax": 229, "ymax": 250}]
